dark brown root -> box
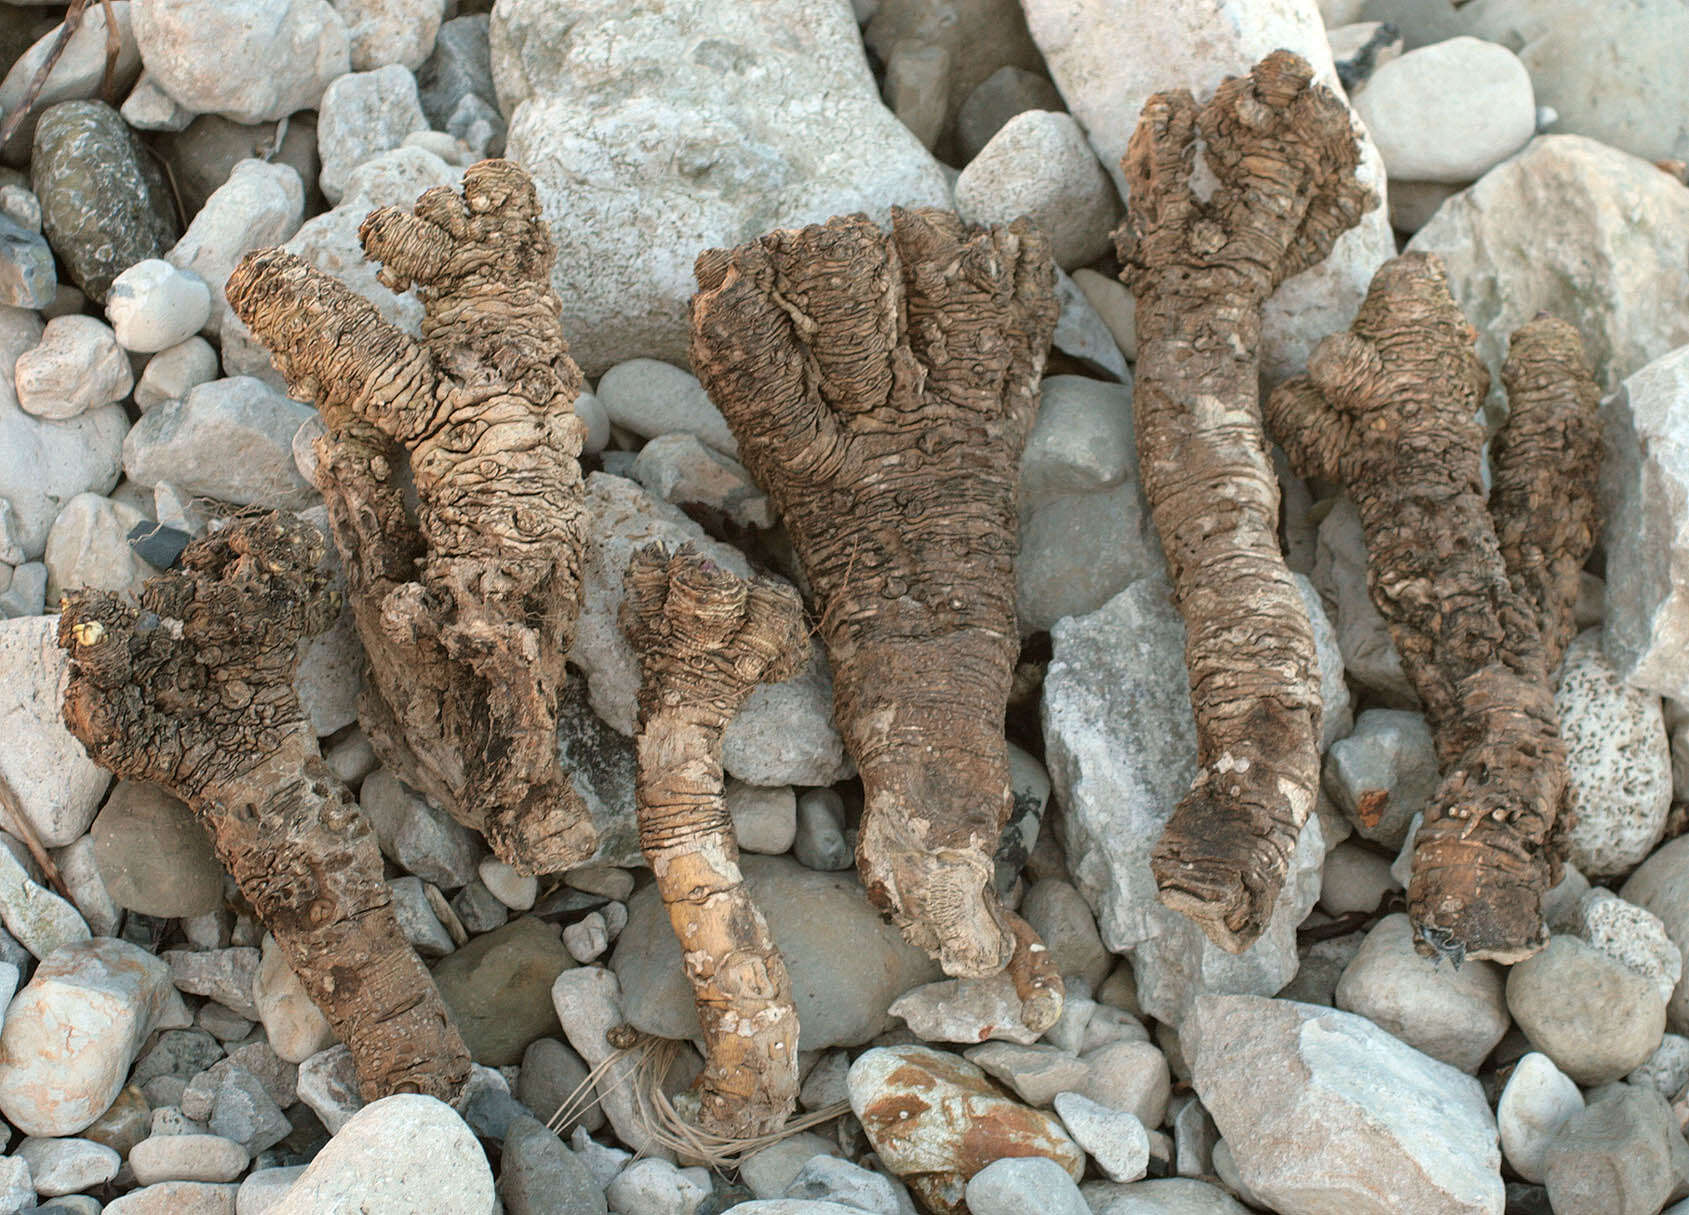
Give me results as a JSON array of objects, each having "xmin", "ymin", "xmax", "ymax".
[{"xmin": 58, "ymin": 512, "xmax": 471, "ymax": 1101}]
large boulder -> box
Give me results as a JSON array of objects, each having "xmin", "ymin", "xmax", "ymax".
[{"xmin": 489, "ymin": 0, "xmax": 950, "ymax": 375}]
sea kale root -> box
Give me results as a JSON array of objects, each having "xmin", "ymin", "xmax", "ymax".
[
  {"xmin": 1117, "ymin": 50, "xmax": 1374, "ymax": 951},
  {"xmin": 224, "ymin": 160, "xmax": 595, "ymax": 876},
  {"xmin": 58, "ymin": 513, "xmax": 471, "ymax": 1100},
  {"xmin": 1490, "ymin": 316, "xmax": 1605, "ymax": 671},
  {"xmin": 689, "ymin": 208, "xmax": 1063, "ymax": 1027},
  {"xmin": 1265, "ymin": 253, "xmax": 1599, "ymax": 963},
  {"xmin": 621, "ymin": 543, "xmax": 808, "ymax": 1137}
]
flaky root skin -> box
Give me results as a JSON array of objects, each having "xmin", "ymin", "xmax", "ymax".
[
  {"xmin": 225, "ymin": 160, "xmax": 595, "ymax": 876},
  {"xmin": 58, "ymin": 513, "xmax": 471, "ymax": 1101},
  {"xmin": 690, "ymin": 207, "xmax": 1062, "ymax": 1014},
  {"xmin": 1117, "ymin": 51, "xmax": 1372, "ymax": 951},
  {"xmin": 622, "ymin": 544, "xmax": 809, "ymax": 1138},
  {"xmin": 1266, "ymin": 253, "xmax": 1574, "ymax": 964}
]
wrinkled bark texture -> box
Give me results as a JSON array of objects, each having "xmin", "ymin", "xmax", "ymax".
[
  {"xmin": 1266, "ymin": 253, "xmax": 1570, "ymax": 963},
  {"xmin": 57, "ymin": 513, "xmax": 471, "ymax": 1100},
  {"xmin": 621, "ymin": 543, "xmax": 808, "ymax": 1137},
  {"xmin": 689, "ymin": 207, "xmax": 1062, "ymax": 1023},
  {"xmin": 1116, "ymin": 50, "xmax": 1373, "ymax": 952},
  {"xmin": 225, "ymin": 160, "xmax": 595, "ymax": 876},
  {"xmin": 1491, "ymin": 316, "xmax": 1604, "ymax": 671}
]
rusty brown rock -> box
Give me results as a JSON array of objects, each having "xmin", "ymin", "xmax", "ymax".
[
  {"xmin": 847, "ymin": 1043, "xmax": 1084, "ymax": 1214},
  {"xmin": 225, "ymin": 159, "xmax": 596, "ymax": 877},
  {"xmin": 1116, "ymin": 50, "xmax": 1374, "ymax": 953}
]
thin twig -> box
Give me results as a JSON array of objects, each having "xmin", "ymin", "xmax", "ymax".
[
  {"xmin": 0, "ymin": 770, "xmax": 71, "ymax": 900},
  {"xmin": 0, "ymin": 0, "xmax": 90, "ymax": 150},
  {"xmin": 98, "ymin": 0, "xmax": 120, "ymax": 104}
]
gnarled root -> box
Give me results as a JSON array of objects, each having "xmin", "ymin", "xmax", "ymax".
[
  {"xmin": 1265, "ymin": 253, "xmax": 1582, "ymax": 963},
  {"xmin": 225, "ymin": 159, "xmax": 596, "ymax": 876},
  {"xmin": 1117, "ymin": 50, "xmax": 1374, "ymax": 951},
  {"xmin": 621, "ymin": 543, "xmax": 808, "ymax": 1137},
  {"xmin": 1491, "ymin": 316, "xmax": 1604, "ymax": 672},
  {"xmin": 688, "ymin": 207, "xmax": 1062, "ymax": 1025},
  {"xmin": 58, "ymin": 513, "xmax": 471, "ymax": 1101}
]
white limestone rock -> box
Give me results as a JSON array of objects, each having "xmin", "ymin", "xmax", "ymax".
[{"xmin": 0, "ymin": 615, "xmax": 111, "ymax": 848}]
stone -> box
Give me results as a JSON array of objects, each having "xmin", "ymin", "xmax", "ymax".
[
  {"xmin": 44, "ymin": 492, "xmax": 157, "ymax": 602},
  {"xmin": 31, "ymin": 100, "xmax": 177, "ymax": 303},
  {"xmin": 123, "ymin": 377, "xmax": 317, "ymax": 509},
  {"xmin": 1314, "ymin": 495, "xmax": 1415, "ymax": 704},
  {"xmin": 294, "ymin": 1045, "xmax": 362, "ymax": 1136},
  {"xmin": 165, "ymin": 160, "xmax": 305, "ymax": 340},
  {"xmin": 0, "ymin": 615, "xmax": 111, "ymax": 846},
  {"xmin": 881, "ymin": 39, "xmax": 949, "ymax": 151},
  {"xmin": 1052, "ymin": 266, "xmax": 1130, "ymax": 381},
  {"xmin": 0, "ymin": 938, "xmax": 187, "ymax": 1136},
  {"xmin": 1497, "ymin": 1051, "xmax": 1583, "ymax": 1184},
  {"xmin": 1052, "ymin": 1091, "xmax": 1149, "ymax": 1183},
  {"xmin": 135, "ymin": 337, "xmax": 220, "ymax": 412},
  {"xmin": 1082, "ymin": 1176, "xmax": 1252, "ymax": 1213},
  {"xmin": 57, "ymin": 830, "xmax": 121, "ymax": 937},
  {"xmin": 1570, "ymin": 888, "xmax": 1682, "ymax": 1007},
  {"xmin": 783, "ymin": 1156, "xmax": 901, "ymax": 1214},
  {"xmin": 1077, "ymin": 1040, "xmax": 1171, "ymax": 1128},
  {"xmin": 269, "ymin": 1094, "xmax": 493, "ymax": 1213},
  {"xmin": 575, "ymin": 474, "xmax": 850, "ymax": 785},
  {"xmin": 891, "ymin": 969, "xmax": 1042, "ymax": 1046},
  {"xmin": 192, "ymin": 1066, "xmax": 289, "ymax": 1156},
  {"xmin": 164, "ymin": 948, "xmax": 261, "ymax": 1020},
  {"xmin": 15, "ymin": 1136, "xmax": 120, "ymax": 1196},
  {"xmin": 1542, "ymin": 1083, "xmax": 1683, "ymax": 1215},
  {"xmin": 1019, "ymin": 0, "xmax": 1395, "ymax": 380},
  {"xmin": 1318, "ymin": 840, "xmax": 1397, "ymax": 916},
  {"xmin": 792, "ymin": 788, "xmax": 851, "ymax": 872},
  {"xmin": 91, "ymin": 781, "xmax": 222, "ymax": 918},
  {"xmin": 0, "ymin": 2, "xmax": 140, "ymax": 155},
  {"xmin": 965, "ymin": 1156, "xmax": 1088, "ymax": 1215},
  {"xmin": 0, "ymin": 837, "xmax": 85, "ymax": 960},
  {"xmin": 431, "ymin": 916, "xmax": 572, "ymax": 1067},
  {"xmin": 417, "ymin": 15, "xmax": 497, "ymax": 130},
  {"xmin": 1071, "ymin": 269, "xmax": 1135, "ymax": 363},
  {"xmin": 1630, "ymin": 1033, "xmax": 1689, "ymax": 1097},
  {"xmin": 1020, "ymin": 376, "xmax": 1135, "ymax": 507},
  {"xmin": 726, "ymin": 782, "xmax": 798, "ymax": 855},
  {"xmin": 953, "ymin": 110, "xmax": 1120, "ymax": 269},
  {"xmin": 0, "ymin": 212, "xmax": 54, "ymax": 309},
  {"xmin": 847, "ymin": 1045, "xmax": 1084, "ymax": 1212},
  {"xmin": 104, "ymin": 1181, "xmax": 239, "ymax": 1214},
  {"xmin": 292, "ymin": 605, "xmax": 362, "ymax": 735},
  {"xmin": 963, "ymin": 1042, "xmax": 1090, "ymax": 1107},
  {"xmin": 595, "ymin": 360, "xmax": 737, "ymax": 456},
  {"xmin": 1350, "ymin": 38, "xmax": 1534, "ymax": 183},
  {"xmin": 562, "ymin": 912, "xmax": 608, "ymax": 964},
  {"xmin": 316, "ymin": 66, "xmax": 429, "ymax": 205},
  {"xmin": 614, "ymin": 855, "xmax": 937, "ymax": 1049},
  {"xmin": 491, "ymin": 0, "xmax": 949, "ymax": 376},
  {"xmin": 1323, "ymin": 709, "xmax": 1438, "ymax": 848},
  {"xmin": 253, "ymin": 935, "xmax": 335, "ymax": 1064},
  {"xmin": 605, "ymin": 1157, "xmax": 708, "ymax": 1214},
  {"xmin": 133, "ymin": 0, "xmax": 349, "ymax": 124},
  {"xmin": 1408, "ymin": 136, "xmax": 1689, "ymax": 410},
  {"xmin": 956, "ymin": 65, "xmax": 1066, "ymax": 163},
  {"xmin": 1042, "ymin": 576, "xmax": 1326, "ymax": 1025},
  {"xmin": 516, "ymin": 1037, "xmax": 601, "ymax": 1137},
  {"xmin": 1333, "ymin": 914, "xmax": 1509, "ymax": 1072},
  {"xmin": 1506, "ymin": 934, "xmax": 1665, "ymax": 1084},
  {"xmin": 739, "ymin": 1133, "xmax": 840, "ymax": 1199},
  {"xmin": 355, "ymin": 769, "xmax": 483, "ymax": 890},
  {"xmin": 16, "ymin": 315, "xmax": 131, "ymax": 419},
  {"xmin": 336, "ymin": 0, "xmax": 445, "ymax": 72},
  {"xmin": 107, "ymin": 259, "xmax": 212, "ymax": 353},
  {"xmin": 0, "ymin": 561, "xmax": 40, "ymax": 618},
  {"xmin": 478, "ymin": 858, "xmax": 537, "ymax": 912},
  {"xmin": 1602, "ymin": 345, "xmax": 1689, "ymax": 703},
  {"xmin": 1623, "ymin": 836, "xmax": 1689, "ymax": 1032},
  {"xmin": 236, "ymin": 1166, "xmax": 306, "ymax": 1214},
  {"xmin": 1553, "ymin": 629, "xmax": 1673, "ymax": 876},
  {"xmin": 1016, "ymin": 479, "xmax": 1162, "ymax": 634},
  {"xmin": 549, "ymin": 966, "xmax": 676, "ymax": 1159},
  {"xmin": 498, "ymin": 1113, "xmax": 606, "ymax": 1215},
  {"xmin": 552, "ymin": 675, "xmax": 642, "ymax": 869},
  {"xmin": 131, "ymin": 1133, "xmax": 250, "ymax": 1184},
  {"xmin": 81, "ymin": 1083, "xmax": 150, "ymax": 1157},
  {"xmin": 1018, "ymin": 879, "xmax": 1112, "ymax": 989},
  {"xmin": 134, "ymin": 1028, "xmax": 225, "ymax": 1093},
  {"xmin": 629, "ymin": 433, "xmax": 772, "ymax": 530},
  {"xmin": 1186, "ymin": 995, "xmax": 1502, "ymax": 1215},
  {"xmin": 122, "ymin": 71, "xmax": 195, "ymax": 132}
]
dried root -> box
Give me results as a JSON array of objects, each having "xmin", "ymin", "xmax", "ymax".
[
  {"xmin": 58, "ymin": 513, "xmax": 470, "ymax": 1100},
  {"xmin": 225, "ymin": 160, "xmax": 595, "ymax": 876},
  {"xmin": 620, "ymin": 543, "xmax": 808, "ymax": 1137},
  {"xmin": 1116, "ymin": 50, "xmax": 1374, "ymax": 951},
  {"xmin": 1266, "ymin": 253, "xmax": 1600, "ymax": 963},
  {"xmin": 689, "ymin": 207, "xmax": 1062, "ymax": 1029}
]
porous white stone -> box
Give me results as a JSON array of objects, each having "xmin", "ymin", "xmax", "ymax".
[
  {"xmin": 1569, "ymin": 888, "xmax": 1682, "ymax": 1007},
  {"xmin": 15, "ymin": 315, "xmax": 132, "ymax": 420},
  {"xmin": 336, "ymin": 0, "xmax": 447, "ymax": 71},
  {"xmin": 0, "ymin": 614, "xmax": 111, "ymax": 848}
]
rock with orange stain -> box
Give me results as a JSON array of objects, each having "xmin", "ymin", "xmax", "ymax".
[
  {"xmin": 0, "ymin": 938, "xmax": 190, "ymax": 1136},
  {"xmin": 846, "ymin": 1043, "xmax": 1084, "ymax": 1214}
]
